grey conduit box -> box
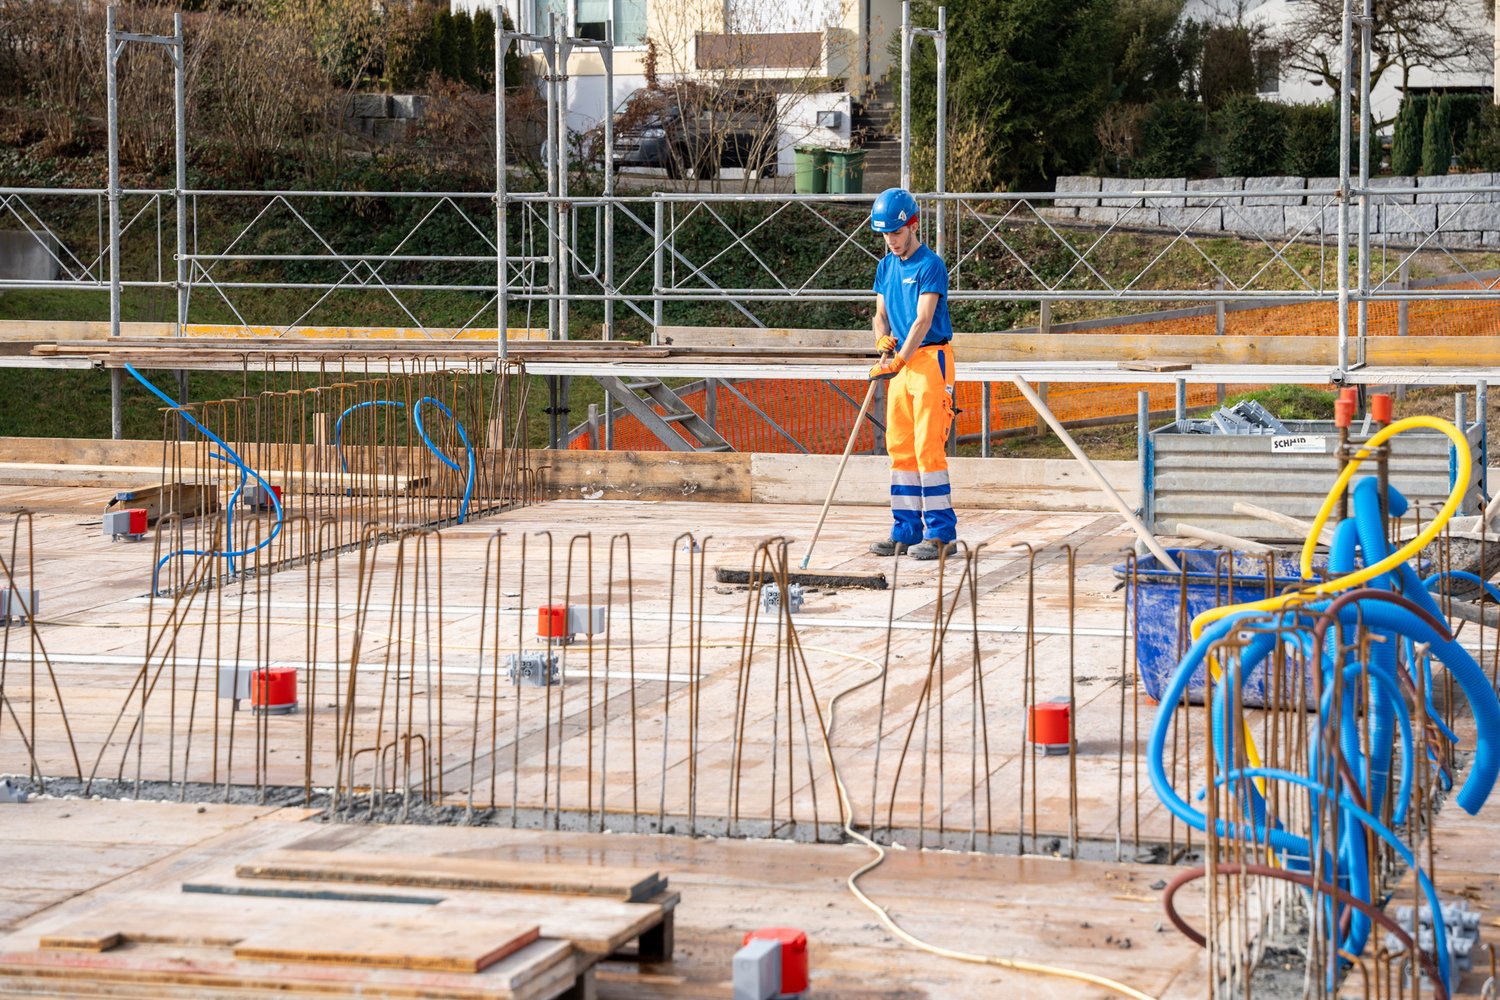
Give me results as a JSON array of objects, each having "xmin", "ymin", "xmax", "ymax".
[
  {"xmin": 733, "ymin": 937, "xmax": 781, "ymax": 1000},
  {"xmin": 0, "ymin": 588, "xmax": 39, "ymax": 624}
]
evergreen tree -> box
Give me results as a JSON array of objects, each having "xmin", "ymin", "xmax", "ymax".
[
  {"xmin": 434, "ymin": 9, "xmax": 460, "ymax": 82},
  {"xmin": 501, "ymin": 10, "xmax": 523, "ymax": 89},
  {"xmin": 456, "ymin": 10, "xmax": 479, "ymax": 87},
  {"xmin": 1422, "ymin": 95, "xmax": 1453, "ymax": 176},
  {"xmin": 1390, "ymin": 96, "xmax": 1423, "ymax": 175},
  {"xmin": 474, "ymin": 9, "xmax": 497, "ymax": 91},
  {"xmin": 896, "ymin": 0, "xmax": 1116, "ymax": 191}
]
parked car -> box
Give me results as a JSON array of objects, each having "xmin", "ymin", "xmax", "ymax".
[{"xmin": 609, "ymin": 85, "xmax": 779, "ymax": 179}]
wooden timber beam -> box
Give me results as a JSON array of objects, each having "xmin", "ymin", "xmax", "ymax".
[
  {"xmin": 663, "ymin": 327, "xmax": 1500, "ymax": 367},
  {"xmin": 0, "ymin": 438, "xmax": 1138, "ymax": 511},
  {"xmin": 0, "ymin": 320, "xmax": 550, "ymax": 342}
]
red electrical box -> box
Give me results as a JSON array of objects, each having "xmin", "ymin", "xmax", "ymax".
[
  {"xmin": 1028, "ymin": 698, "xmax": 1071, "ymax": 755},
  {"xmin": 537, "ymin": 605, "xmax": 569, "ymax": 638},
  {"xmin": 742, "ymin": 927, "xmax": 808, "ymax": 995},
  {"xmin": 252, "ymin": 667, "xmax": 298, "ymax": 714},
  {"xmin": 127, "ymin": 508, "xmax": 148, "ymax": 535}
]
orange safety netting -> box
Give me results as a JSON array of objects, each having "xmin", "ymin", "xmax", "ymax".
[
  {"xmin": 573, "ymin": 291, "xmax": 1499, "ymax": 454},
  {"xmin": 575, "ymin": 379, "xmax": 1235, "ymax": 454}
]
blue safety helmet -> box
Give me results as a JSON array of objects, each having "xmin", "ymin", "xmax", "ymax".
[{"xmin": 870, "ymin": 187, "xmax": 919, "ymax": 232}]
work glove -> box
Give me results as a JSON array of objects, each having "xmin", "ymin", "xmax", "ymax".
[
  {"xmin": 875, "ymin": 334, "xmax": 900, "ymax": 355},
  {"xmin": 868, "ymin": 354, "xmax": 904, "ymax": 382}
]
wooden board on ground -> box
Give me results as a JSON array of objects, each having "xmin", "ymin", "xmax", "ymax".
[
  {"xmin": 36, "ymin": 926, "xmax": 122, "ymax": 952},
  {"xmin": 233, "ymin": 915, "xmax": 540, "ymax": 973},
  {"xmin": 106, "ymin": 482, "xmax": 219, "ymax": 523},
  {"xmin": 0, "ymin": 938, "xmax": 579, "ymax": 1000},
  {"xmin": 237, "ymin": 849, "xmax": 665, "ymax": 902},
  {"xmin": 181, "ymin": 876, "xmax": 676, "ymax": 956},
  {"xmin": 714, "ymin": 565, "xmax": 889, "ymax": 590}
]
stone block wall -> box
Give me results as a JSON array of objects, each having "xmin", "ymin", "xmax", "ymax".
[
  {"xmin": 346, "ymin": 94, "xmax": 427, "ymax": 143},
  {"xmin": 1042, "ymin": 174, "xmax": 1500, "ymax": 246}
]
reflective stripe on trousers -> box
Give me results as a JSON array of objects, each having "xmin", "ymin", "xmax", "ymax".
[{"xmin": 886, "ymin": 345, "xmax": 957, "ymax": 544}]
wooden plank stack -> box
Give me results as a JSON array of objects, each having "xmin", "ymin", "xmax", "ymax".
[
  {"xmin": 27, "ymin": 337, "xmax": 867, "ymax": 372},
  {"xmin": 0, "ymin": 842, "xmax": 679, "ymax": 1000}
]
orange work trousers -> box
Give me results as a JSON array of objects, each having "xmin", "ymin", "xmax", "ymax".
[{"xmin": 884, "ymin": 344, "xmax": 956, "ymax": 544}]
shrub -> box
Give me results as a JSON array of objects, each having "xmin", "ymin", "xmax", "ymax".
[
  {"xmin": 1445, "ymin": 93, "xmax": 1484, "ymax": 155},
  {"xmin": 1422, "ymin": 95, "xmax": 1453, "ymax": 176},
  {"xmin": 1095, "ymin": 103, "xmax": 1149, "ymax": 177},
  {"xmin": 1133, "ymin": 99, "xmax": 1205, "ymax": 177},
  {"xmin": 1199, "ymin": 26, "xmax": 1256, "ymax": 110},
  {"xmin": 1281, "ymin": 102, "xmax": 1337, "ymax": 176},
  {"xmin": 1390, "ymin": 95, "xmax": 1424, "ymax": 175},
  {"xmin": 1461, "ymin": 103, "xmax": 1500, "ymax": 170},
  {"xmin": 1212, "ymin": 94, "xmax": 1285, "ymax": 176}
]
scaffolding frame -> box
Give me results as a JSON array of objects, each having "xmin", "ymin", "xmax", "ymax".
[{"xmin": 1, "ymin": 0, "xmax": 1497, "ymax": 442}]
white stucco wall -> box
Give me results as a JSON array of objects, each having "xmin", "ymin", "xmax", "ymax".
[
  {"xmin": 1182, "ymin": 0, "xmax": 1492, "ymax": 124},
  {"xmin": 775, "ymin": 92, "xmax": 853, "ymax": 174}
]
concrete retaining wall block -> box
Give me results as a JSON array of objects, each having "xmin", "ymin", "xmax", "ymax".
[{"xmin": 1243, "ymin": 175, "xmax": 1307, "ymax": 206}]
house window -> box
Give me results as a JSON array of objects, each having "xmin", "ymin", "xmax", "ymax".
[
  {"xmin": 1256, "ymin": 47, "xmax": 1281, "ymax": 94},
  {"xmin": 576, "ymin": 0, "xmax": 647, "ymax": 45},
  {"xmin": 531, "ymin": 0, "xmax": 566, "ymax": 36}
]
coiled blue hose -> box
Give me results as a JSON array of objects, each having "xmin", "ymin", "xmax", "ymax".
[
  {"xmin": 1148, "ymin": 471, "xmax": 1500, "ymax": 993},
  {"xmin": 332, "ymin": 396, "xmax": 475, "ymax": 524},
  {"xmin": 122, "ymin": 365, "xmax": 283, "ymax": 593}
]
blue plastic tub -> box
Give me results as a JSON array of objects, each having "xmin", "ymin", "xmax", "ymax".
[{"xmin": 1116, "ymin": 549, "xmax": 1322, "ymax": 706}]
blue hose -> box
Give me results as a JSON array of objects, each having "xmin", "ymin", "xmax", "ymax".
[
  {"xmin": 1424, "ymin": 569, "xmax": 1500, "ymax": 605},
  {"xmin": 123, "ymin": 364, "xmax": 283, "ymax": 592},
  {"xmin": 332, "ymin": 397, "xmax": 475, "ymax": 524},
  {"xmin": 1221, "ymin": 766, "xmax": 1453, "ymax": 995},
  {"xmin": 412, "ymin": 396, "xmax": 475, "ymax": 524},
  {"xmin": 1148, "ymin": 471, "xmax": 1500, "ymax": 987}
]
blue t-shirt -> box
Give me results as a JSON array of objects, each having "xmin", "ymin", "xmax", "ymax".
[{"xmin": 872, "ymin": 243, "xmax": 952, "ymax": 348}]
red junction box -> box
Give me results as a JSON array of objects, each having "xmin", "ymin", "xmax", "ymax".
[
  {"xmin": 1028, "ymin": 698, "xmax": 1071, "ymax": 752},
  {"xmin": 742, "ymin": 927, "xmax": 808, "ymax": 995},
  {"xmin": 537, "ymin": 604, "xmax": 569, "ymax": 639},
  {"xmin": 252, "ymin": 667, "xmax": 298, "ymax": 711},
  {"xmin": 126, "ymin": 508, "xmax": 148, "ymax": 535}
]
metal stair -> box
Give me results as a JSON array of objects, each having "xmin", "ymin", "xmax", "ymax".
[{"xmin": 595, "ymin": 376, "xmax": 734, "ymax": 452}]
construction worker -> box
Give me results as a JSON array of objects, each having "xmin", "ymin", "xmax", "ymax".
[{"xmin": 866, "ymin": 187, "xmax": 957, "ymax": 561}]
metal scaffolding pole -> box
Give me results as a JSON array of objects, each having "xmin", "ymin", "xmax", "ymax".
[
  {"xmin": 556, "ymin": 17, "xmax": 571, "ymax": 344},
  {"xmin": 934, "ymin": 7, "xmax": 946, "ymax": 258},
  {"xmin": 106, "ymin": 6, "xmax": 122, "ymax": 439},
  {"xmin": 172, "ymin": 13, "xmax": 186, "ymax": 337},
  {"xmin": 1356, "ymin": 0, "xmax": 1373, "ymax": 367},
  {"xmin": 894, "ymin": 0, "xmax": 906, "ymax": 190},
  {"xmin": 545, "ymin": 15, "xmax": 559, "ymax": 342},
  {"xmin": 602, "ymin": 23, "xmax": 615, "ymax": 342},
  {"xmin": 496, "ymin": 13, "xmax": 509, "ymax": 361},
  {"xmin": 171, "ymin": 13, "xmax": 188, "ymax": 413},
  {"xmin": 1335, "ymin": 0, "xmax": 1354, "ymax": 377}
]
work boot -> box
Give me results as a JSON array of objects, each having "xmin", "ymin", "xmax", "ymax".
[
  {"xmin": 869, "ymin": 537, "xmax": 910, "ymax": 557},
  {"xmin": 908, "ymin": 539, "xmax": 957, "ymax": 561}
]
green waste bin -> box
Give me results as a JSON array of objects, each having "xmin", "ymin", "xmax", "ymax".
[
  {"xmin": 794, "ymin": 146, "xmax": 829, "ymax": 194},
  {"xmin": 827, "ymin": 148, "xmax": 866, "ymax": 195}
]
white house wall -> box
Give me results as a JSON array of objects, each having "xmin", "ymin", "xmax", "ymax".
[
  {"xmin": 775, "ymin": 92, "xmax": 853, "ymax": 174},
  {"xmin": 1182, "ymin": 0, "xmax": 1492, "ymax": 126}
]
